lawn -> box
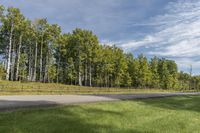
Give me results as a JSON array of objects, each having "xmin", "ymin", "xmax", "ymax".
[
  {"xmin": 0, "ymin": 80, "xmax": 180, "ymax": 95},
  {"xmin": 0, "ymin": 95, "xmax": 200, "ymax": 133}
]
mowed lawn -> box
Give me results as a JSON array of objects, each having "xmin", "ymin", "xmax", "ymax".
[{"xmin": 0, "ymin": 95, "xmax": 200, "ymax": 133}]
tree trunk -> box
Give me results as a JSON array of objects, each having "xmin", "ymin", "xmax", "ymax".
[
  {"xmin": 78, "ymin": 47, "xmax": 82, "ymax": 86},
  {"xmin": 78, "ymin": 70, "xmax": 82, "ymax": 86},
  {"xmin": 56, "ymin": 61, "xmax": 60, "ymax": 83},
  {"xmin": 105, "ymin": 72, "xmax": 108, "ymax": 87},
  {"xmin": 44, "ymin": 61, "xmax": 47, "ymax": 82},
  {"xmin": 78, "ymin": 60, "xmax": 82, "ymax": 86},
  {"xmin": 33, "ymin": 40, "xmax": 38, "ymax": 81},
  {"xmin": 39, "ymin": 37, "xmax": 43, "ymax": 82},
  {"xmin": 89, "ymin": 62, "xmax": 92, "ymax": 87},
  {"xmin": 6, "ymin": 23, "xmax": 14, "ymax": 80},
  {"xmin": 85, "ymin": 62, "xmax": 87, "ymax": 86},
  {"xmin": 44, "ymin": 50, "xmax": 48, "ymax": 82},
  {"xmin": 10, "ymin": 44, "xmax": 15, "ymax": 81},
  {"xmin": 28, "ymin": 45, "xmax": 32, "ymax": 81},
  {"xmin": 15, "ymin": 35, "xmax": 22, "ymax": 81},
  {"xmin": 56, "ymin": 44, "xmax": 61, "ymax": 83},
  {"xmin": 56, "ymin": 59, "xmax": 60, "ymax": 83}
]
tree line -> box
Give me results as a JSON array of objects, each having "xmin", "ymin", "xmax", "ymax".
[{"xmin": 0, "ymin": 5, "xmax": 199, "ymax": 89}]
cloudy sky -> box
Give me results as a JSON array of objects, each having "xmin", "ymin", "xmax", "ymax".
[{"xmin": 1, "ymin": 0, "xmax": 200, "ymax": 74}]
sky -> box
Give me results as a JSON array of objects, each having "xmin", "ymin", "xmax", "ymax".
[{"xmin": 1, "ymin": 0, "xmax": 200, "ymax": 75}]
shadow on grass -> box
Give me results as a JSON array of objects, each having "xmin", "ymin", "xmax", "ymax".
[
  {"xmin": 0, "ymin": 100, "xmax": 58, "ymax": 112},
  {"xmin": 137, "ymin": 95, "xmax": 200, "ymax": 113},
  {"xmin": 0, "ymin": 103, "xmax": 134, "ymax": 133}
]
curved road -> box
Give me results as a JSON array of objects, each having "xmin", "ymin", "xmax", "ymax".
[{"xmin": 0, "ymin": 92, "xmax": 200, "ymax": 111}]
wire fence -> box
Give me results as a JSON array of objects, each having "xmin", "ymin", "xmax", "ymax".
[
  {"xmin": 0, "ymin": 83, "xmax": 198, "ymax": 94},
  {"xmin": 0, "ymin": 84, "xmax": 135, "ymax": 94}
]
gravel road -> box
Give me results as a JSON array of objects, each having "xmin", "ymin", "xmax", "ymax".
[{"xmin": 0, "ymin": 92, "xmax": 200, "ymax": 111}]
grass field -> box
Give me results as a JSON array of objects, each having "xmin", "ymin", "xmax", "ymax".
[
  {"xmin": 0, "ymin": 80, "xmax": 182, "ymax": 95},
  {"xmin": 0, "ymin": 95, "xmax": 200, "ymax": 133}
]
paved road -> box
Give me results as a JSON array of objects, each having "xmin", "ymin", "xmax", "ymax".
[{"xmin": 0, "ymin": 92, "xmax": 200, "ymax": 111}]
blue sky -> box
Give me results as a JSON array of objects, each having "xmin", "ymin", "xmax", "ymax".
[{"xmin": 1, "ymin": 0, "xmax": 200, "ymax": 75}]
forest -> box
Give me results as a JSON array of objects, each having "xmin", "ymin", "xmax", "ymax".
[{"xmin": 0, "ymin": 5, "xmax": 199, "ymax": 89}]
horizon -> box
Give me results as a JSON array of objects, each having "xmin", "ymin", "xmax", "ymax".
[{"xmin": 1, "ymin": 0, "xmax": 200, "ymax": 75}]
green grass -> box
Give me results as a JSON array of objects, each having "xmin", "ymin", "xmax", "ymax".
[
  {"xmin": 1, "ymin": 95, "xmax": 200, "ymax": 133},
  {"xmin": 0, "ymin": 80, "xmax": 180, "ymax": 95}
]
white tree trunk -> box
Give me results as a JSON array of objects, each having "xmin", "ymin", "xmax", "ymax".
[
  {"xmin": 85, "ymin": 62, "xmax": 87, "ymax": 86},
  {"xmin": 56, "ymin": 44, "xmax": 61, "ymax": 83},
  {"xmin": 78, "ymin": 47, "xmax": 82, "ymax": 86},
  {"xmin": 78, "ymin": 70, "xmax": 82, "ymax": 86},
  {"xmin": 44, "ymin": 49, "xmax": 48, "ymax": 82},
  {"xmin": 10, "ymin": 48, "xmax": 15, "ymax": 81},
  {"xmin": 89, "ymin": 62, "xmax": 92, "ymax": 87},
  {"xmin": 33, "ymin": 40, "xmax": 38, "ymax": 81},
  {"xmin": 6, "ymin": 23, "xmax": 14, "ymax": 80},
  {"xmin": 28, "ymin": 45, "xmax": 32, "ymax": 81},
  {"xmin": 15, "ymin": 35, "xmax": 22, "ymax": 81},
  {"xmin": 39, "ymin": 37, "xmax": 43, "ymax": 82},
  {"xmin": 56, "ymin": 56, "xmax": 60, "ymax": 83}
]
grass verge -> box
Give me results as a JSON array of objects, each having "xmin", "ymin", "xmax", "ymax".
[
  {"xmin": 0, "ymin": 80, "xmax": 182, "ymax": 95},
  {"xmin": 0, "ymin": 95, "xmax": 200, "ymax": 133}
]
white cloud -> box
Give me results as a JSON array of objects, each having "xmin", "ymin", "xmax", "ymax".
[
  {"xmin": 119, "ymin": 0, "xmax": 200, "ymax": 74},
  {"xmin": 121, "ymin": 35, "xmax": 161, "ymax": 51}
]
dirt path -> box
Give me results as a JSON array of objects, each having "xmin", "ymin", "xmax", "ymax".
[{"xmin": 0, "ymin": 92, "xmax": 200, "ymax": 111}]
